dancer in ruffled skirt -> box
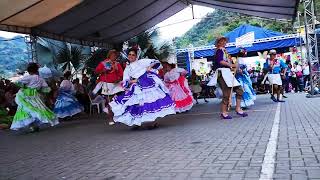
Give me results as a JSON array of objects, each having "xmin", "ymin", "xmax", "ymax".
[
  {"xmin": 232, "ymin": 64, "xmax": 256, "ymax": 108},
  {"xmin": 10, "ymin": 63, "xmax": 59, "ymax": 132},
  {"xmin": 263, "ymin": 49, "xmax": 287, "ymax": 102},
  {"xmin": 109, "ymin": 48, "xmax": 176, "ymax": 129},
  {"xmin": 230, "ymin": 49, "xmax": 256, "ymax": 108},
  {"xmin": 163, "ymin": 62, "xmax": 193, "ymax": 113},
  {"xmin": 207, "ymin": 37, "xmax": 248, "ymax": 119},
  {"xmin": 54, "ymin": 71, "xmax": 83, "ymax": 119}
]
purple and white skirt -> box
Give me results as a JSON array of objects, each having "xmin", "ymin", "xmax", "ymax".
[{"xmin": 109, "ymin": 72, "xmax": 176, "ymax": 126}]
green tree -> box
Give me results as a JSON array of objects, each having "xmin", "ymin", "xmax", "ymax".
[
  {"xmin": 128, "ymin": 29, "xmax": 174, "ymax": 61},
  {"xmin": 56, "ymin": 46, "xmax": 87, "ymax": 72},
  {"xmin": 85, "ymin": 48, "xmax": 109, "ymax": 75}
]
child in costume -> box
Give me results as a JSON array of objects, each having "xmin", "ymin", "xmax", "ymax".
[
  {"xmin": 232, "ymin": 49, "xmax": 256, "ymax": 108},
  {"xmin": 163, "ymin": 62, "xmax": 193, "ymax": 113},
  {"xmin": 10, "ymin": 63, "xmax": 58, "ymax": 132},
  {"xmin": 232, "ymin": 65, "xmax": 256, "ymax": 108},
  {"xmin": 263, "ymin": 49, "xmax": 287, "ymax": 102},
  {"xmin": 54, "ymin": 71, "xmax": 84, "ymax": 118}
]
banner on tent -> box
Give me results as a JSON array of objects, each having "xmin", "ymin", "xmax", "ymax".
[{"xmin": 236, "ymin": 32, "xmax": 255, "ymax": 47}]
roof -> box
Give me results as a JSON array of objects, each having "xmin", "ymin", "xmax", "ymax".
[
  {"xmin": 0, "ymin": 0, "xmax": 299, "ymax": 47},
  {"xmin": 224, "ymin": 24, "xmax": 286, "ymax": 43},
  {"xmin": 191, "ymin": 0, "xmax": 299, "ymax": 20},
  {"xmin": 177, "ymin": 24, "xmax": 302, "ymax": 57}
]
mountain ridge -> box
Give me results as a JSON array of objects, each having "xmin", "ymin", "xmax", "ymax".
[{"xmin": 0, "ymin": 35, "xmax": 28, "ymax": 77}]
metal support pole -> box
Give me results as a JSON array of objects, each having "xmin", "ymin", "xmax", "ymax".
[
  {"xmin": 303, "ymin": 0, "xmax": 320, "ymax": 97},
  {"xmin": 25, "ymin": 35, "xmax": 38, "ymax": 63},
  {"xmin": 30, "ymin": 35, "xmax": 38, "ymax": 63},
  {"xmin": 191, "ymin": 4, "xmax": 195, "ymax": 19},
  {"xmin": 297, "ymin": 11, "xmax": 303, "ymax": 53},
  {"xmin": 303, "ymin": 4, "xmax": 314, "ymax": 95}
]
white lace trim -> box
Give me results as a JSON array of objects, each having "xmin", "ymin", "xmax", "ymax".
[
  {"xmin": 175, "ymin": 103, "xmax": 193, "ymax": 113},
  {"xmin": 55, "ymin": 107, "xmax": 83, "ymax": 118},
  {"xmin": 113, "ymin": 106, "xmax": 176, "ymax": 126},
  {"xmin": 11, "ymin": 91, "xmax": 59, "ymax": 130},
  {"xmin": 110, "ymin": 87, "xmax": 170, "ymax": 116},
  {"xmin": 10, "ymin": 117, "xmax": 59, "ymax": 130},
  {"xmin": 231, "ymin": 95, "xmax": 255, "ymax": 108}
]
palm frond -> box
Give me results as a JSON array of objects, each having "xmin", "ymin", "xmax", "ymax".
[
  {"xmin": 70, "ymin": 46, "xmax": 87, "ymax": 69},
  {"xmin": 85, "ymin": 49, "xmax": 109, "ymax": 74},
  {"xmin": 56, "ymin": 46, "xmax": 87, "ymax": 71},
  {"xmin": 56, "ymin": 48, "xmax": 71, "ymax": 64}
]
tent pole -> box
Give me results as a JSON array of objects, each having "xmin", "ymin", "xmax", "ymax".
[
  {"xmin": 24, "ymin": 34, "xmax": 38, "ymax": 63},
  {"xmin": 297, "ymin": 11, "xmax": 303, "ymax": 53},
  {"xmin": 191, "ymin": 4, "xmax": 195, "ymax": 19},
  {"xmin": 303, "ymin": 0, "xmax": 320, "ymax": 97}
]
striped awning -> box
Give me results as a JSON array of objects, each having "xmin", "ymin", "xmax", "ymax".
[{"xmin": 0, "ymin": 0, "xmax": 299, "ymax": 47}]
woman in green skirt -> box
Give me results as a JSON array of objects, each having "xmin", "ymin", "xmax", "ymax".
[{"xmin": 10, "ymin": 63, "xmax": 59, "ymax": 132}]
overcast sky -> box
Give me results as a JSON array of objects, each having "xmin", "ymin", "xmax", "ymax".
[
  {"xmin": 0, "ymin": 31, "xmax": 25, "ymax": 39},
  {"xmin": 157, "ymin": 5, "xmax": 214, "ymax": 40},
  {"xmin": 0, "ymin": 5, "xmax": 214, "ymax": 40}
]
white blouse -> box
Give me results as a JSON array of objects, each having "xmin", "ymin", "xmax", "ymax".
[
  {"xmin": 164, "ymin": 68, "xmax": 187, "ymax": 82},
  {"xmin": 60, "ymin": 80, "xmax": 75, "ymax": 92},
  {"xmin": 123, "ymin": 59, "xmax": 161, "ymax": 81},
  {"xmin": 18, "ymin": 74, "xmax": 48, "ymax": 89}
]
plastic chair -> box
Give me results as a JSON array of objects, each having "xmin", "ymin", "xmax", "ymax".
[{"xmin": 88, "ymin": 93, "xmax": 101, "ymax": 115}]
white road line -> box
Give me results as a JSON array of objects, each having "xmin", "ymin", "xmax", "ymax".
[{"xmin": 259, "ymin": 102, "xmax": 281, "ymax": 180}]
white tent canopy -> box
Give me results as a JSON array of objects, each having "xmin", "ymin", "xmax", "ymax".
[{"xmin": 0, "ymin": 0, "xmax": 299, "ymax": 47}]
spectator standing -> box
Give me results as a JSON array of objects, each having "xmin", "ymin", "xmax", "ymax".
[{"xmin": 303, "ymin": 62, "xmax": 310, "ymax": 89}]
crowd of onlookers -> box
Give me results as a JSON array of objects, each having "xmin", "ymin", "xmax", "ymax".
[
  {"xmin": 0, "ymin": 78, "xmax": 19, "ymax": 128},
  {"xmin": 195, "ymin": 59, "xmax": 318, "ymax": 100},
  {"xmin": 0, "ymin": 78, "xmax": 19, "ymax": 116},
  {"xmin": 249, "ymin": 61, "xmax": 313, "ymax": 94}
]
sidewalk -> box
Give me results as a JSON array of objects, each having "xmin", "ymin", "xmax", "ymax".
[{"xmin": 0, "ymin": 93, "xmax": 319, "ymax": 180}]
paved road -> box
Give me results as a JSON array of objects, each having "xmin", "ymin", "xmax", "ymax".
[{"xmin": 0, "ymin": 93, "xmax": 320, "ymax": 180}]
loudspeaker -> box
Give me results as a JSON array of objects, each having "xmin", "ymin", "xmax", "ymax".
[{"xmin": 176, "ymin": 52, "xmax": 188, "ymax": 70}]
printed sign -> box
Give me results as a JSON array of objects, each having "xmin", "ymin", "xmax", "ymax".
[{"xmin": 236, "ymin": 32, "xmax": 255, "ymax": 47}]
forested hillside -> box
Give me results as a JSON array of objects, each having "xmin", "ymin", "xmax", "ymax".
[
  {"xmin": 175, "ymin": 1, "xmax": 320, "ymax": 49},
  {"xmin": 0, "ymin": 36, "xmax": 28, "ymax": 77}
]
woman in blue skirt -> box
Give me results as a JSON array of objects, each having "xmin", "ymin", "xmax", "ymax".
[
  {"xmin": 54, "ymin": 71, "xmax": 84, "ymax": 119},
  {"xmin": 232, "ymin": 49, "xmax": 256, "ymax": 108}
]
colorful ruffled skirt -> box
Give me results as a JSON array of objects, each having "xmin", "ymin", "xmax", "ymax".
[
  {"xmin": 110, "ymin": 72, "xmax": 176, "ymax": 126},
  {"xmin": 54, "ymin": 90, "xmax": 84, "ymax": 118},
  {"xmin": 166, "ymin": 76, "xmax": 193, "ymax": 113},
  {"xmin": 10, "ymin": 88, "xmax": 59, "ymax": 130},
  {"xmin": 232, "ymin": 75, "xmax": 256, "ymax": 108}
]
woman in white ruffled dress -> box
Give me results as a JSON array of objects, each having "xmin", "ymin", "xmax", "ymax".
[{"xmin": 109, "ymin": 48, "xmax": 176, "ymax": 129}]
